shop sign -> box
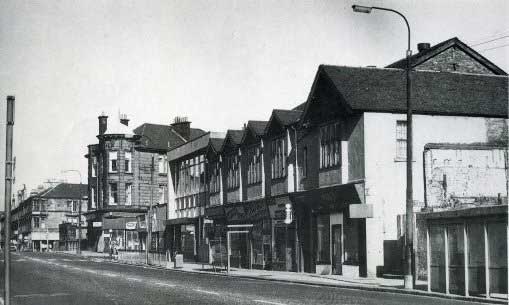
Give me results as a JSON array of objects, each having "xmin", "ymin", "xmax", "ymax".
[
  {"xmin": 103, "ymin": 233, "xmax": 110, "ymax": 238},
  {"xmin": 225, "ymin": 200, "xmax": 268, "ymax": 222},
  {"xmin": 125, "ymin": 222, "xmax": 137, "ymax": 230},
  {"xmin": 92, "ymin": 222, "xmax": 102, "ymax": 227},
  {"xmin": 349, "ymin": 204, "xmax": 373, "ymax": 218}
]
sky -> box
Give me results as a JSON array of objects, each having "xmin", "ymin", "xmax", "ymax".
[{"xmin": 0, "ymin": 0, "xmax": 508, "ymax": 210}]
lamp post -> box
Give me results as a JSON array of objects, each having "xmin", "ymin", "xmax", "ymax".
[
  {"xmin": 352, "ymin": 4, "xmax": 414, "ymax": 289},
  {"xmin": 62, "ymin": 169, "xmax": 84, "ymax": 255}
]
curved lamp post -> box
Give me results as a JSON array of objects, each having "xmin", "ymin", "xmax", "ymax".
[
  {"xmin": 352, "ymin": 4, "xmax": 414, "ymax": 289},
  {"xmin": 61, "ymin": 169, "xmax": 84, "ymax": 255}
]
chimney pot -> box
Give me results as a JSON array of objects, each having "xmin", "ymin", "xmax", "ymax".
[
  {"xmin": 171, "ymin": 116, "xmax": 191, "ymax": 140},
  {"xmin": 417, "ymin": 43, "xmax": 431, "ymax": 53},
  {"xmin": 98, "ymin": 114, "xmax": 108, "ymax": 135}
]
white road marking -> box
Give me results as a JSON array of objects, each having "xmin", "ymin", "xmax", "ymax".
[
  {"xmin": 126, "ymin": 277, "xmax": 142, "ymax": 282},
  {"xmin": 14, "ymin": 293, "xmax": 71, "ymax": 298},
  {"xmin": 153, "ymin": 282, "xmax": 177, "ymax": 288},
  {"xmin": 193, "ymin": 289, "xmax": 220, "ymax": 296},
  {"xmin": 253, "ymin": 300, "xmax": 286, "ymax": 305},
  {"xmin": 103, "ymin": 273, "xmax": 119, "ymax": 277}
]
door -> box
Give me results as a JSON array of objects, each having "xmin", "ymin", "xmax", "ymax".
[{"xmin": 332, "ymin": 225, "xmax": 342, "ymax": 275}]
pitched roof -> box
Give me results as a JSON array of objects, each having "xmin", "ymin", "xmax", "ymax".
[
  {"xmin": 386, "ymin": 37, "xmax": 507, "ymax": 75},
  {"xmin": 220, "ymin": 129, "xmax": 244, "ymax": 151},
  {"xmin": 40, "ymin": 183, "xmax": 88, "ymax": 199},
  {"xmin": 133, "ymin": 123, "xmax": 206, "ymax": 151},
  {"xmin": 209, "ymin": 137, "xmax": 225, "ymax": 153},
  {"xmin": 246, "ymin": 121, "xmax": 268, "ymax": 137},
  {"xmin": 317, "ymin": 65, "xmax": 508, "ymax": 118},
  {"xmin": 292, "ymin": 102, "xmax": 307, "ymax": 111},
  {"xmin": 272, "ymin": 109, "xmax": 303, "ymax": 126}
]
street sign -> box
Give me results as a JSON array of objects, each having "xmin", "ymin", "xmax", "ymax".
[
  {"xmin": 125, "ymin": 222, "xmax": 137, "ymax": 230},
  {"xmin": 92, "ymin": 221, "xmax": 102, "ymax": 227}
]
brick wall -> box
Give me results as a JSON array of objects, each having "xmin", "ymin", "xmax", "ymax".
[{"xmin": 417, "ymin": 47, "xmax": 494, "ymax": 75}]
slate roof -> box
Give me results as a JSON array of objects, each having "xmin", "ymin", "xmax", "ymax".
[
  {"xmin": 292, "ymin": 102, "xmax": 307, "ymax": 111},
  {"xmin": 209, "ymin": 137, "xmax": 225, "ymax": 153},
  {"xmin": 272, "ymin": 109, "xmax": 303, "ymax": 126},
  {"xmin": 386, "ymin": 37, "xmax": 507, "ymax": 75},
  {"xmin": 318, "ymin": 65, "xmax": 508, "ymax": 118},
  {"xmin": 225, "ymin": 129, "xmax": 245, "ymax": 145},
  {"xmin": 133, "ymin": 123, "xmax": 206, "ymax": 151},
  {"xmin": 40, "ymin": 183, "xmax": 88, "ymax": 199},
  {"xmin": 246, "ymin": 121, "xmax": 268, "ymax": 137}
]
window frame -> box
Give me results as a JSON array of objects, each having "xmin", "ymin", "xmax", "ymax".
[
  {"xmin": 271, "ymin": 136, "xmax": 286, "ymax": 180},
  {"xmin": 109, "ymin": 183, "xmax": 118, "ymax": 205},
  {"xmin": 109, "ymin": 151, "xmax": 118, "ymax": 173},
  {"xmin": 319, "ymin": 121, "xmax": 341, "ymax": 170},
  {"xmin": 395, "ymin": 120, "xmax": 407, "ymax": 161}
]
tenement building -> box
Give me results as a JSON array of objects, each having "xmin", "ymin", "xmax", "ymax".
[
  {"xmin": 10, "ymin": 183, "xmax": 88, "ymax": 251},
  {"xmin": 165, "ymin": 37, "xmax": 507, "ymax": 278},
  {"xmin": 85, "ymin": 114, "xmax": 205, "ymax": 253}
]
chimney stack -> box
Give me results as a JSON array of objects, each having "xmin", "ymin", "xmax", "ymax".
[
  {"xmin": 171, "ymin": 116, "xmax": 191, "ymax": 140},
  {"xmin": 417, "ymin": 42, "xmax": 431, "ymax": 53},
  {"xmin": 98, "ymin": 113, "xmax": 108, "ymax": 135},
  {"xmin": 120, "ymin": 113, "xmax": 129, "ymax": 126}
]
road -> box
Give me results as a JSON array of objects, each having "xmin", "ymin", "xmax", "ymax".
[{"xmin": 0, "ymin": 251, "xmax": 479, "ymax": 305}]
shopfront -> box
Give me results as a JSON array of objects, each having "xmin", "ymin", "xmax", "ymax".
[
  {"xmin": 292, "ymin": 181, "xmax": 369, "ymax": 276},
  {"xmin": 165, "ymin": 217, "xmax": 198, "ymax": 261},
  {"xmin": 102, "ymin": 217, "xmax": 143, "ymax": 253},
  {"xmin": 268, "ymin": 196, "xmax": 298, "ymax": 272},
  {"xmin": 224, "ymin": 199, "xmax": 271, "ymax": 270}
]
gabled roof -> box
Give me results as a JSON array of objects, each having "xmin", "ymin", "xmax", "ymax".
[
  {"xmin": 220, "ymin": 129, "xmax": 244, "ymax": 152},
  {"xmin": 386, "ymin": 37, "xmax": 507, "ymax": 75},
  {"xmin": 264, "ymin": 109, "xmax": 302, "ymax": 135},
  {"xmin": 306, "ymin": 65, "xmax": 507, "ymax": 118},
  {"xmin": 292, "ymin": 102, "xmax": 307, "ymax": 111},
  {"xmin": 133, "ymin": 123, "xmax": 206, "ymax": 151},
  {"xmin": 241, "ymin": 120, "xmax": 268, "ymax": 145},
  {"xmin": 209, "ymin": 137, "xmax": 225, "ymax": 153},
  {"xmin": 40, "ymin": 183, "xmax": 88, "ymax": 199}
]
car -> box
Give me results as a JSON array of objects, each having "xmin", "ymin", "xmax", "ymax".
[{"xmin": 9, "ymin": 245, "xmax": 17, "ymax": 252}]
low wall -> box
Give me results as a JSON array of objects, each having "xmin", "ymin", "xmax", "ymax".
[{"xmin": 117, "ymin": 250, "xmax": 169, "ymax": 267}]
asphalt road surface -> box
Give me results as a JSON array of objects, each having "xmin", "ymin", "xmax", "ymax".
[{"xmin": 0, "ymin": 251, "xmax": 481, "ymax": 305}]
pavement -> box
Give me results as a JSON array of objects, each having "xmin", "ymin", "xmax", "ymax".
[{"xmin": 0, "ymin": 251, "xmax": 505, "ymax": 305}]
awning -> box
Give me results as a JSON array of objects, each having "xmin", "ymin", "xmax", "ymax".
[
  {"xmin": 291, "ymin": 181, "xmax": 365, "ymax": 212},
  {"xmin": 165, "ymin": 217, "xmax": 197, "ymax": 226}
]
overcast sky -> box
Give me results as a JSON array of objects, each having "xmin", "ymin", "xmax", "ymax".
[{"xmin": 0, "ymin": 0, "xmax": 508, "ymax": 209}]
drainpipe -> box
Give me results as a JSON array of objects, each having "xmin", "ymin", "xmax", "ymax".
[{"xmin": 423, "ymin": 149, "xmax": 427, "ymax": 210}]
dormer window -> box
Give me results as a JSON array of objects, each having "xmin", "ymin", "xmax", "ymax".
[
  {"xmin": 319, "ymin": 122, "xmax": 340, "ymax": 169},
  {"xmin": 247, "ymin": 145, "xmax": 262, "ymax": 185},
  {"xmin": 226, "ymin": 154, "xmax": 240, "ymax": 190},
  {"xmin": 271, "ymin": 137, "xmax": 286, "ymax": 179}
]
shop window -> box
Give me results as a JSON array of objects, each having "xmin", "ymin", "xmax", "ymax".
[
  {"xmin": 430, "ymin": 225, "xmax": 446, "ymax": 293},
  {"xmin": 488, "ymin": 222, "xmax": 508, "ymax": 295},
  {"xmin": 109, "ymin": 151, "xmax": 118, "ymax": 173},
  {"xmin": 319, "ymin": 122, "xmax": 340, "ymax": 169},
  {"xmin": 316, "ymin": 214, "xmax": 330, "ymax": 264},
  {"xmin": 447, "ymin": 224, "xmax": 465, "ymax": 295},
  {"xmin": 396, "ymin": 121, "xmax": 407, "ymax": 160},
  {"xmin": 125, "ymin": 152, "xmax": 132, "ymax": 173},
  {"xmin": 302, "ymin": 147, "xmax": 308, "ymax": 178},
  {"xmin": 467, "ymin": 223, "xmax": 485, "ymax": 296},
  {"xmin": 90, "ymin": 187, "xmax": 96, "ymax": 209},
  {"xmin": 271, "ymin": 137, "xmax": 286, "ymax": 179}
]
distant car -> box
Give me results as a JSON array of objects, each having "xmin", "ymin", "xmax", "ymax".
[{"xmin": 9, "ymin": 245, "xmax": 16, "ymax": 252}]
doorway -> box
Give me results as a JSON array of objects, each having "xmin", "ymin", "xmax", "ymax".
[{"xmin": 332, "ymin": 224, "xmax": 342, "ymax": 275}]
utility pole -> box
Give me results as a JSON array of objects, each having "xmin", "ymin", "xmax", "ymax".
[
  {"xmin": 146, "ymin": 155, "xmax": 154, "ymax": 265},
  {"xmin": 4, "ymin": 96, "xmax": 15, "ymax": 305}
]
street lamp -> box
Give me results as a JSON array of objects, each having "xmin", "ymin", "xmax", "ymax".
[
  {"xmin": 352, "ymin": 4, "xmax": 414, "ymax": 289},
  {"xmin": 62, "ymin": 169, "xmax": 84, "ymax": 255}
]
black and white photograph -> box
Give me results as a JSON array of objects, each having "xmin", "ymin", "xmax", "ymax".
[{"xmin": 0, "ymin": 1, "xmax": 507, "ymax": 304}]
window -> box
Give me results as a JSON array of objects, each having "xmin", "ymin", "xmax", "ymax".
[
  {"xmin": 125, "ymin": 183, "xmax": 132, "ymax": 205},
  {"xmin": 226, "ymin": 153, "xmax": 240, "ymax": 189},
  {"xmin": 316, "ymin": 214, "xmax": 330, "ymax": 263},
  {"xmin": 33, "ymin": 201, "xmax": 39, "ymax": 211},
  {"xmin": 302, "ymin": 147, "xmax": 308, "ymax": 178},
  {"xmin": 109, "ymin": 151, "xmax": 118, "ymax": 172},
  {"xmin": 109, "ymin": 183, "xmax": 118, "ymax": 205},
  {"xmin": 319, "ymin": 122, "xmax": 340, "ymax": 169},
  {"xmin": 92, "ymin": 157, "xmax": 97, "ymax": 177},
  {"xmin": 71, "ymin": 200, "xmax": 78, "ymax": 213},
  {"xmin": 158, "ymin": 155, "xmax": 167, "ymax": 174},
  {"xmin": 125, "ymin": 152, "xmax": 132, "ymax": 173},
  {"xmin": 91, "ymin": 187, "xmax": 96, "ymax": 209},
  {"xmin": 33, "ymin": 217, "xmax": 40, "ymax": 228},
  {"xmin": 396, "ymin": 121, "xmax": 407, "ymax": 160},
  {"xmin": 209, "ymin": 161, "xmax": 221, "ymax": 193},
  {"xmin": 158, "ymin": 185, "xmax": 166, "ymax": 204},
  {"xmin": 176, "ymin": 155, "xmax": 206, "ymax": 196},
  {"xmin": 271, "ymin": 137, "xmax": 286, "ymax": 179},
  {"xmin": 247, "ymin": 145, "xmax": 262, "ymax": 185}
]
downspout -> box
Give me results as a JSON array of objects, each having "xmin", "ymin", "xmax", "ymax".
[{"xmin": 422, "ymin": 149, "xmax": 428, "ymax": 210}]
